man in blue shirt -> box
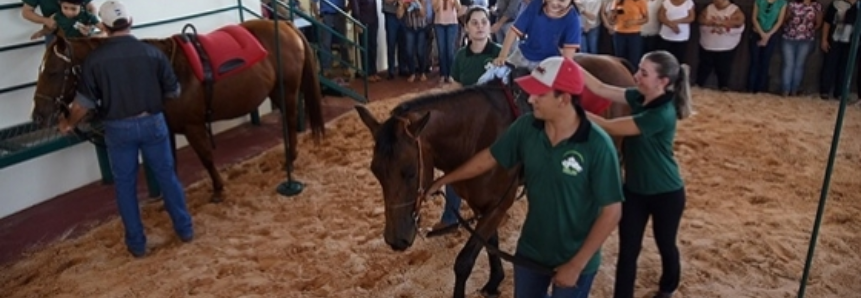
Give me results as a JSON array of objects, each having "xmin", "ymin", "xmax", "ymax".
[{"xmin": 59, "ymin": 0, "xmax": 194, "ymax": 258}]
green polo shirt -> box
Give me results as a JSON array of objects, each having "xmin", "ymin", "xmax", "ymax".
[
  {"xmin": 489, "ymin": 109, "xmax": 624, "ymax": 274},
  {"xmin": 54, "ymin": 11, "xmax": 99, "ymax": 38},
  {"xmin": 622, "ymin": 88, "xmax": 685, "ymax": 195},
  {"xmin": 451, "ymin": 41, "xmax": 501, "ymax": 86},
  {"xmin": 23, "ymin": 0, "xmax": 92, "ymax": 19}
]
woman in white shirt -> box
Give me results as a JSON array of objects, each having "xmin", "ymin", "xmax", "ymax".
[
  {"xmin": 695, "ymin": 0, "xmax": 745, "ymax": 91},
  {"xmin": 577, "ymin": 0, "xmax": 605, "ymax": 53},
  {"xmin": 657, "ymin": 0, "xmax": 695, "ymax": 63},
  {"xmin": 642, "ymin": 0, "xmax": 665, "ymax": 53}
]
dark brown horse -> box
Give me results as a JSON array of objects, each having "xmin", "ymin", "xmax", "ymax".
[
  {"xmin": 356, "ymin": 53, "xmax": 635, "ymax": 298},
  {"xmin": 30, "ymin": 19, "xmax": 325, "ymax": 202}
]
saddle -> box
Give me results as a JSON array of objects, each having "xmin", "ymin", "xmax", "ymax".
[
  {"xmin": 173, "ymin": 23, "xmax": 268, "ymax": 83},
  {"xmin": 171, "ymin": 23, "xmax": 268, "ymax": 149}
]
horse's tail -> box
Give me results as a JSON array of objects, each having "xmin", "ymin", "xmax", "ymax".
[{"xmin": 298, "ymin": 26, "xmax": 326, "ymax": 142}]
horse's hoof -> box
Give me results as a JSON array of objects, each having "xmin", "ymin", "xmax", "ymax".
[
  {"xmin": 479, "ymin": 289, "xmax": 500, "ymax": 298},
  {"xmin": 426, "ymin": 225, "xmax": 458, "ymax": 238},
  {"xmin": 210, "ymin": 193, "xmax": 224, "ymax": 203}
]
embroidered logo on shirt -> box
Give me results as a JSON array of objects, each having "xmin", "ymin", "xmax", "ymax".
[{"xmin": 561, "ymin": 150, "xmax": 584, "ymax": 176}]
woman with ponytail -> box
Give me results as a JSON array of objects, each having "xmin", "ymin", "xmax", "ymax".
[{"xmin": 578, "ymin": 50, "xmax": 690, "ymax": 298}]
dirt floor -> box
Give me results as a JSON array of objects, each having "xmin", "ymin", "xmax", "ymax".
[{"xmin": 1, "ymin": 87, "xmax": 860, "ymax": 298}]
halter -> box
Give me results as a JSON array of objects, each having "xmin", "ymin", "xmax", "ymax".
[
  {"xmin": 35, "ymin": 44, "xmax": 79, "ymax": 121},
  {"xmin": 385, "ymin": 115, "xmax": 427, "ymax": 230},
  {"xmin": 34, "ymin": 39, "xmax": 179, "ymax": 129}
]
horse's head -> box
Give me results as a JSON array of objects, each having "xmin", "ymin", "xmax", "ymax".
[
  {"xmin": 31, "ymin": 37, "xmax": 88, "ymax": 127},
  {"xmin": 355, "ymin": 105, "xmax": 434, "ymax": 251}
]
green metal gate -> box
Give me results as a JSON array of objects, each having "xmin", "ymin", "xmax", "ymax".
[{"xmin": 0, "ymin": 0, "xmax": 370, "ymax": 197}]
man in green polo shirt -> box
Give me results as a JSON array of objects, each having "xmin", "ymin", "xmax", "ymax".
[
  {"xmin": 21, "ymin": 0, "xmax": 96, "ymax": 45},
  {"xmin": 424, "ymin": 56, "xmax": 623, "ymax": 298}
]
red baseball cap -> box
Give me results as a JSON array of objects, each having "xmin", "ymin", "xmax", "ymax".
[{"xmin": 514, "ymin": 56, "xmax": 585, "ymax": 96}]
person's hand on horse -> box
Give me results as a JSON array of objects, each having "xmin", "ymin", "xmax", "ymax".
[
  {"xmin": 553, "ymin": 260, "xmax": 584, "ymax": 288},
  {"xmin": 423, "ymin": 179, "xmax": 446, "ymax": 201},
  {"xmin": 57, "ymin": 115, "xmax": 75, "ymax": 135}
]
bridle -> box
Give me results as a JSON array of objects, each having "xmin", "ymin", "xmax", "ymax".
[
  {"xmin": 33, "ymin": 39, "xmax": 180, "ymax": 143},
  {"xmin": 35, "ymin": 44, "xmax": 79, "ymax": 121},
  {"xmin": 35, "ymin": 39, "xmax": 180, "ymax": 119},
  {"xmin": 381, "ymin": 83, "xmax": 522, "ymax": 237},
  {"xmin": 385, "ymin": 115, "xmax": 429, "ymax": 231}
]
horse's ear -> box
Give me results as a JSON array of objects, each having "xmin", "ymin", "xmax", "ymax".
[
  {"xmin": 355, "ymin": 105, "xmax": 380, "ymax": 134},
  {"xmin": 408, "ymin": 111, "xmax": 431, "ymax": 137}
]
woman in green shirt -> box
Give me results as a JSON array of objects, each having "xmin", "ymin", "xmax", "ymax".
[
  {"xmin": 449, "ymin": 6, "xmax": 502, "ymax": 87},
  {"xmin": 747, "ymin": 0, "xmax": 787, "ymax": 93},
  {"xmin": 579, "ymin": 50, "xmax": 692, "ymax": 298},
  {"xmin": 432, "ymin": 5, "xmax": 503, "ymax": 233}
]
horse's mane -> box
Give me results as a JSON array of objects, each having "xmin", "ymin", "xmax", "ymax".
[
  {"xmin": 389, "ymin": 81, "xmax": 508, "ymax": 116},
  {"xmin": 374, "ymin": 82, "xmax": 509, "ymax": 157},
  {"xmin": 65, "ymin": 36, "xmax": 189, "ymax": 73}
]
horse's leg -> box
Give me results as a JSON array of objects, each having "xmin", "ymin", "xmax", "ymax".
[
  {"xmin": 480, "ymin": 232, "xmax": 504, "ymax": 298},
  {"xmin": 453, "ymin": 236, "xmax": 485, "ymax": 298},
  {"xmin": 269, "ymin": 87, "xmax": 300, "ymax": 166},
  {"xmin": 184, "ymin": 124, "xmax": 224, "ymax": 202},
  {"xmin": 454, "ymin": 206, "xmax": 510, "ymax": 298}
]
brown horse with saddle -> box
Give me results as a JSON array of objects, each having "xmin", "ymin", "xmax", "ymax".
[
  {"xmin": 30, "ymin": 19, "xmax": 325, "ymax": 202},
  {"xmin": 356, "ymin": 53, "xmax": 635, "ymax": 298}
]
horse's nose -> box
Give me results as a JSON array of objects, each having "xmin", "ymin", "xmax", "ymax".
[{"xmin": 388, "ymin": 238, "xmax": 410, "ymax": 251}]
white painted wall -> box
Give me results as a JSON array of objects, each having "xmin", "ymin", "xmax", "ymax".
[{"xmin": 0, "ymin": 0, "xmax": 271, "ymax": 219}]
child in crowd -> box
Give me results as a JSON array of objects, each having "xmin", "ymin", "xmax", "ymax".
[
  {"xmin": 493, "ymin": 0, "xmax": 582, "ymax": 70},
  {"xmin": 31, "ymin": 0, "xmax": 101, "ymax": 40}
]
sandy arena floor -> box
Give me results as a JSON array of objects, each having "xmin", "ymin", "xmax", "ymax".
[{"xmin": 1, "ymin": 87, "xmax": 860, "ymax": 298}]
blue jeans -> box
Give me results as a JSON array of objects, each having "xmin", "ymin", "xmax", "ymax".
[
  {"xmin": 780, "ymin": 39, "xmax": 814, "ymax": 94},
  {"xmin": 746, "ymin": 33, "xmax": 779, "ymax": 93},
  {"xmin": 320, "ymin": 13, "xmax": 351, "ymax": 71},
  {"xmin": 404, "ymin": 26, "xmax": 429, "ymax": 74},
  {"xmin": 434, "ymin": 24, "xmax": 459, "ymax": 77},
  {"xmin": 580, "ymin": 29, "xmax": 600, "ymax": 54},
  {"xmin": 514, "ymin": 261, "xmax": 597, "ymax": 298},
  {"xmin": 104, "ymin": 113, "xmax": 193, "ymax": 254},
  {"xmin": 440, "ymin": 184, "xmax": 462, "ymax": 224},
  {"xmin": 613, "ymin": 33, "xmax": 643, "ymax": 70},
  {"xmin": 494, "ymin": 21, "xmax": 514, "ymax": 44},
  {"xmin": 360, "ymin": 22, "xmax": 380, "ymax": 75},
  {"xmin": 384, "ymin": 13, "xmax": 405, "ymax": 76}
]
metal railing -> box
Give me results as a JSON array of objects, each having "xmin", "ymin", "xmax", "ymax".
[
  {"xmin": 0, "ymin": 2, "xmax": 261, "ymax": 197},
  {"xmin": 1, "ymin": 1, "xmax": 372, "ymax": 199},
  {"xmin": 261, "ymin": 0, "xmax": 370, "ymax": 103}
]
